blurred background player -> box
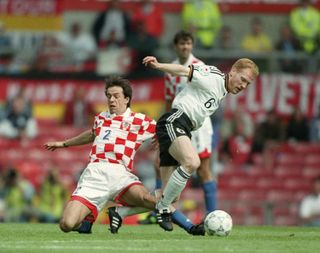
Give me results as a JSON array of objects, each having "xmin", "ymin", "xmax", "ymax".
[
  {"xmin": 0, "ymin": 87, "xmax": 38, "ymax": 142},
  {"xmin": 56, "ymin": 22, "xmax": 97, "ymax": 68},
  {"xmin": 35, "ymin": 169, "xmax": 68, "ymax": 223},
  {"xmin": 181, "ymin": 0, "xmax": 221, "ymax": 49},
  {"xmin": 299, "ymin": 175, "xmax": 320, "ymax": 226},
  {"xmin": 289, "ymin": 0, "xmax": 320, "ymax": 54},
  {"xmin": 140, "ymin": 30, "xmax": 216, "ymax": 225},
  {"xmin": 91, "ymin": 0, "xmax": 131, "ymax": 49},
  {"xmin": 62, "ymin": 86, "xmax": 96, "ymax": 128}
]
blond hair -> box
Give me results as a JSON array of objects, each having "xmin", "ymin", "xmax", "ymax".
[{"xmin": 232, "ymin": 58, "xmax": 259, "ymax": 77}]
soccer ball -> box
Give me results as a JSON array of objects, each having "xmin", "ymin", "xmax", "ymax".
[{"xmin": 204, "ymin": 210, "xmax": 233, "ymax": 236}]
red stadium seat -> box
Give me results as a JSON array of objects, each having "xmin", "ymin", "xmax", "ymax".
[
  {"xmin": 249, "ymin": 206, "xmax": 264, "ymax": 216},
  {"xmin": 229, "ymin": 206, "xmax": 246, "ymax": 225},
  {"xmin": 257, "ymin": 178, "xmax": 284, "ymax": 191},
  {"xmin": 217, "ymin": 176, "xmax": 231, "ymax": 189},
  {"xmin": 27, "ymin": 148, "xmax": 51, "ymax": 161},
  {"xmin": 239, "ymin": 190, "xmax": 267, "ymax": 202},
  {"xmin": 15, "ymin": 160, "xmax": 46, "ymax": 190},
  {"xmin": 283, "ymin": 178, "xmax": 311, "ymax": 192},
  {"xmin": 247, "ymin": 167, "xmax": 274, "ymax": 179},
  {"xmin": 305, "ymin": 154, "xmax": 320, "ymax": 166},
  {"xmin": 274, "ymin": 166, "xmax": 303, "ymax": 179},
  {"xmin": 267, "ymin": 190, "xmax": 295, "ymax": 203},
  {"xmin": 303, "ymin": 167, "xmax": 320, "ymax": 179},
  {"xmin": 273, "ymin": 216, "xmax": 298, "ymax": 226},
  {"xmin": 220, "ymin": 167, "xmax": 248, "ymax": 178},
  {"xmin": 292, "ymin": 143, "xmax": 320, "ymax": 154},
  {"xmin": 181, "ymin": 188, "xmax": 203, "ymax": 202},
  {"xmin": 217, "ymin": 190, "xmax": 240, "ymax": 202},
  {"xmin": 251, "ymin": 153, "xmax": 263, "ymax": 166},
  {"xmin": 276, "ymin": 153, "xmax": 305, "ymax": 167},
  {"xmin": 228, "ymin": 177, "xmax": 258, "ymax": 191},
  {"xmin": 246, "ymin": 215, "xmax": 265, "ymax": 225},
  {"xmin": 273, "ymin": 206, "xmax": 293, "ymax": 217}
]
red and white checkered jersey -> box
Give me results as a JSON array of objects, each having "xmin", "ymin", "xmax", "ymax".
[
  {"xmin": 89, "ymin": 108, "xmax": 156, "ymax": 171},
  {"xmin": 164, "ymin": 54, "xmax": 204, "ymax": 100}
]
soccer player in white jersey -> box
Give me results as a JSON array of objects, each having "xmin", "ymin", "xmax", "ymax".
[
  {"xmin": 44, "ymin": 77, "xmax": 204, "ymax": 235},
  {"xmin": 141, "ymin": 30, "xmax": 217, "ymax": 228},
  {"xmin": 143, "ymin": 55, "xmax": 259, "ymax": 231},
  {"xmin": 165, "ymin": 31, "xmax": 217, "ymax": 215}
]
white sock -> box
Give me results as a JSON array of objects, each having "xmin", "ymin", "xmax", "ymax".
[
  {"xmin": 157, "ymin": 166, "xmax": 191, "ymax": 210},
  {"xmin": 117, "ymin": 207, "xmax": 150, "ymax": 218}
]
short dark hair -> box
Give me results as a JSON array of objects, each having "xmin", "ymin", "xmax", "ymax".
[
  {"xmin": 105, "ymin": 76, "xmax": 132, "ymax": 107},
  {"xmin": 173, "ymin": 30, "xmax": 194, "ymax": 45}
]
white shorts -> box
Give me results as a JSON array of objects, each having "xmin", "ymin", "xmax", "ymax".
[
  {"xmin": 191, "ymin": 117, "xmax": 213, "ymax": 158},
  {"xmin": 71, "ymin": 162, "xmax": 141, "ymax": 219}
]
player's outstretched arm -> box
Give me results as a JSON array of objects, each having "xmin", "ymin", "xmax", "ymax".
[
  {"xmin": 143, "ymin": 56, "xmax": 190, "ymax": 77},
  {"xmin": 44, "ymin": 130, "xmax": 95, "ymax": 151},
  {"xmin": 44, "ymin": 141, "xmax": 65, "ymax": 151}
]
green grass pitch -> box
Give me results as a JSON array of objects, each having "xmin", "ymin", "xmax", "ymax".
[{"xmin": 0, "ymin": 223, "xmax": 319, "ymax": 253}]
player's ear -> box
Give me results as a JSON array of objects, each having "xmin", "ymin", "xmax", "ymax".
[{"xmin": 125, "ymin": 96, "xmax": 130, "ymax": 105}]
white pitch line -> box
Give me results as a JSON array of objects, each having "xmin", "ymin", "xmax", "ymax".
[
  {"xmin": 1, "ymin": 239, "xmax": 197, "ymax": 244},
  {"xmin": 0, "ymin": 239, "xmax": 203, "ymax": 252},
  {"xmin": 0, "ymin": 244, "xmax": 201, "ymax": 252}
]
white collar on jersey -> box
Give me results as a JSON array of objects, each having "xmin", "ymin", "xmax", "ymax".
[
  {"xmin": 176, "ymin": 53, "xmax": 198, "ymax": 67},
  {"xmin": 106, "ymin": 107, "xmax": 131, "ymax": 118}
]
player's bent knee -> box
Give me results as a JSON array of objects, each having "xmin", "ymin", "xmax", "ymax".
[
  {"xmin": 59, "ymin": 218, "xmax": 76, "ymax": 233},
  {"xmin": 194, "ymin": 158, "xmax": 201, "ymax": 170},
  {"xmin": 184, "ymin": 157, "xmax": 201, "ymax": 172}
]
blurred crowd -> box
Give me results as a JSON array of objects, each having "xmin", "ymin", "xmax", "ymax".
[
  {"xmin": 0, "ymin": 0, "xmax": 163, "ymax": 75},
  {"xmin": 218, "ymin": 106, "xmax": 320, "ymax": 168},
  {"xmin": 0, "ymin": 0, "xmax": 320, "ymax": 75},
  {"xmin": 0, "ymin": 164, "xmax": 69, "ymax": 223},
  {"xmin": 0, "ymin": 86, "xmax": 92, "ymax": 222}
]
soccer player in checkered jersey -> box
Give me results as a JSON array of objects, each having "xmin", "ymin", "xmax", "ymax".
[
  {"xmin": 44, "ymin": 77, "xmax": 204, "ymax": 235},
  {"xmin": 143, "ymin": 55, "xmax": 259, "ymax": 231},
  {"xmin": 44, "ymin": 77, "xmax": 157, "ymax": 233}
]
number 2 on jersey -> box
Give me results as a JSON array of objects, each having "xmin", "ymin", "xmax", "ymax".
[{"xmin": 103, "ymin": 130, "xmax": 111, "ymax": 140}]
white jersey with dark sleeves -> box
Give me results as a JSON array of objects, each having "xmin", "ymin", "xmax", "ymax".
[{"xmin": 172, "ymin": 64, "xmax": 228, "ymax": 130}]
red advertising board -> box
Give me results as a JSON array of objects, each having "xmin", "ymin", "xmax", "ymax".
[
  {"xmin": 0, "ymin": 78, "xmax": 165, "ymax": 103},
  {"xmin": 1, "ymin": 0, "xmax": 319, "ymax": 15},
  {"xmin": 61, "ymin": 0, "xmax": 320, "ymax": 14},
  {"xmin": 1, "ymin": 74, "xmax": 320, "ymax": 120},
  {"xmin": 0, "ymin": 0, "xmax": 62, "ymax": 15},
  {"xmin": 0, "ymin": 0, "xmax": 62, "ymax": 30},
  {"xmin": 224, "ymin": 74, "xmax": 320, "ymax": 120}
]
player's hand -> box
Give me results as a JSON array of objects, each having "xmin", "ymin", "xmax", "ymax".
[
  {"xmin": 44, "ymin": 141, "xmax": 65, "ymax": 151},
  {"xmin": 143, "ymin": 56, "xmax": 159, "ymax": 69}
]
